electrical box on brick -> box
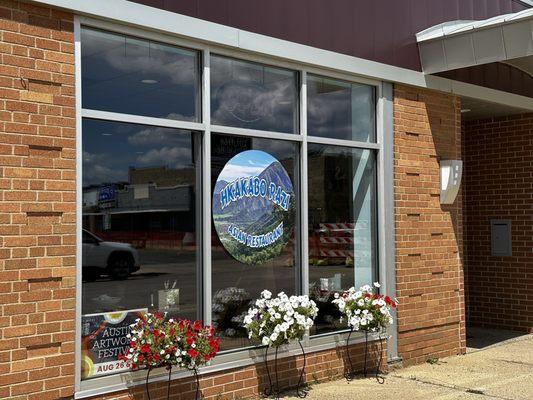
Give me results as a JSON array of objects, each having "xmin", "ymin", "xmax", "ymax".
[{"xmin": 491, "ymin": 220, "xmax": 512, "ymax": 257}]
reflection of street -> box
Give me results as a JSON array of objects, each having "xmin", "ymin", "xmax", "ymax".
[
  {"xmin": 83, "ymin": 248, "xmax": 356, "ymax": 311},
  {"xmin": 82, "ymin": 248, "xmax": 198, "ymax": 320},
  {"xmin": 83, "ymin": 246, "xmax": 365, "ymax": 349}
]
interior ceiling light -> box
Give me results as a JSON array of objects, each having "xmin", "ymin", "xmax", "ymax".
[
  {"xmin": 460, "ymin": 109, "xmax": 471, "ymax": 113},
  {"xmin": 141, "ymin": 79, "xmax": 158, "ymax": 84}
]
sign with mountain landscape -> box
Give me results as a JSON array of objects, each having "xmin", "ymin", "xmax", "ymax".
[{"xmin": 213, "ymin": 150, "xmax": 295, "ymax": 264}]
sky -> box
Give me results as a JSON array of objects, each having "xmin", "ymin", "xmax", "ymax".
[{"xmin": 216, "ymin": 150, "xmax": 276, "ymax": 182}]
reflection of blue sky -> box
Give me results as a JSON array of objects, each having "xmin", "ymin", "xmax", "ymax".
[
  {"xmin": 82, "ymin": 119, "xmax": 194, "ymax": 187},
  {"xmin": 217, "ymin": 150, "xmax": 276, "ymax": 182}
]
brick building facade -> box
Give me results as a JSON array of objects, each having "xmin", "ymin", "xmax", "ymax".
[
  {"xmin": 464, "ymin": 115, "xmax": 533, "ymax": 333},
  {"xmin": 0, "ymin": 2, "xmax": 76, "ymax": 398},
  {"xmin": 394, "ymin": 86, "xmax": 466, "ymax": 365},
  {"xmin": 0, "ymin": 0, "xmax": 531, "ymax": 399}
]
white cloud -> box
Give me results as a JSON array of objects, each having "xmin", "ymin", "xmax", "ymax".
[
  {"xmin": 128, "ymin": 125, "xmax": 190, "ymax": 147},
  {"xmin": 136, "ymin": 146, "xmax": 190, "ymax": 166},
  {"xmin": 83, "ymin": 150, "xmax": 105, "ymax": 164},
  {"xmin": 83, "ymin": 151, "xmax": 125, "ymax": 185},
  {"xmin": 217, "ymin": 164, "xmax": 265, "ymax": 182}
]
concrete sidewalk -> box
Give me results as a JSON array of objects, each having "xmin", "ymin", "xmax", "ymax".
[{"xmin": 286, "ymin": 330, "xmax": 533, "ymax": 400}]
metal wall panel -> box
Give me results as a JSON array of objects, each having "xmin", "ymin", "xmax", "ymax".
[
  {"xmin": 128, "ymin": 0, "xmax": 529, "ymax": 71},
  {"xmin": 438, "ymin": 62, "xmax": 533, "ymax": 98}
]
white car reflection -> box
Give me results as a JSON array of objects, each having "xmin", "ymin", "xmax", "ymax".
[{"xmin": 82, "ymin": 229, "xmax": 140, "ymax": 281}]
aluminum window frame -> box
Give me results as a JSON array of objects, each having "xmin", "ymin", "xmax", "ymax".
[{"xmin": 74, "ymin": 15, "xmax": 393, "ymax": 398}]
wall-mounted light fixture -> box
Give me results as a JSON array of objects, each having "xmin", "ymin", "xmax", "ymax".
[{"xmin": 440, "ymin": 160, "xmax": 462, "ymax": 204}]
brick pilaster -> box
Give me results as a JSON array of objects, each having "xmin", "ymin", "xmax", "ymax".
[
  {"xmin": 393, "ymin": 84, "xmax": 466, "ymax": 365},
  {"xmin": 0, "ymin": 1, "xmax": 76, "ymax": 398}
]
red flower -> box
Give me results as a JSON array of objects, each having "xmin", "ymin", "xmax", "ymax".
[
  {"xmin": 188, "ymin": 349, "xmax": 199, "ymax": 358},
  {"xmin": 193, "ymin": 320, "xmax": 202, "ymax": 331},
  {"xmin": 140, "ymin": 344, "xmax": 150, "ymax": 354}
]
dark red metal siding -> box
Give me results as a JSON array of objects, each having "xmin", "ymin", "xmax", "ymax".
[
  {"xmin": 127, "ymin": 0, "xmax": 528, "ymax": 71},
  {"xmin": 438, "ymin": 63, "xmax": 533, "ymax": 98}
]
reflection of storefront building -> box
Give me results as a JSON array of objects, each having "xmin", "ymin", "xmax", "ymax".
[
  {"xmin": 1, "ymin": 0, "xmax": 533, "ymax": 399},
  {"xmin": 83, "ymin": 180, "xmax": 196, "ymax": 249}
]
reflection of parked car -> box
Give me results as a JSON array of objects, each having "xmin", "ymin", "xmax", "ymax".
[{"xmin": 82, "ymin": 229, "xmax": 140, "ymax": 281}]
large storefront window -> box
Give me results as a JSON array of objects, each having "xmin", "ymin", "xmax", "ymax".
[
  {"xmin": 308, "ymin": 145, "xmax": 377, "ymax": 334},
  {"xmin": 210, "ymin": 133, "xmax": 299, "ymax": 350},
  {"xmin": 78, "ymin": 24, "xmax": 382, "ymax": 386}
]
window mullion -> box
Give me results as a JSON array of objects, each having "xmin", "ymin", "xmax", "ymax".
[
  {"xmin": 300, "ymin": 70, "xmax": 309, "ymax": 299},
  {"xmin": 201, "ymin": 49, "xmax": 212, "ymax": 325}
]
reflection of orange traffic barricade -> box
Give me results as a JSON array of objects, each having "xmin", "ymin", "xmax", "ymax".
[
  {"xmin": 95, "ymin": 231, "xmax": 196, "ymax": 250},
  {"xmin": 310, "ymin": 223, "xmax": 354, "ymax": 266}
]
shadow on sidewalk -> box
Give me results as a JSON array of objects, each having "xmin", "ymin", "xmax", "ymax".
[{"xmin": 466, "ymin": 326, "xmax": 528, "ymax": 351}]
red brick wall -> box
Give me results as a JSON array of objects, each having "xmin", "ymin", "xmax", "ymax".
[
  {"xmin": 393, "ymin": 85, "xmax": 466, "ymax": 365},
  {"xmin": 0, "ymin": 1, "xmax": 76, "ymax": 398},
  {"xmin": 463, "ymin": 115, "xmax": 533, "ymax": 333},
  {"xmin": 85, "ymin": 340, "xmax": 386, "ymax": 400}
]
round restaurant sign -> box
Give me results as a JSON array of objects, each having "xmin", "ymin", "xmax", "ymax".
[{"xmin": 213, "ymin": 150, "xmax": 295, "ymax": 265}]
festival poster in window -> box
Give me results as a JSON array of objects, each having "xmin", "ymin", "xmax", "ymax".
[{"xmin": 81, "ymin": 308, "xmax": 146, "ymax": 379}]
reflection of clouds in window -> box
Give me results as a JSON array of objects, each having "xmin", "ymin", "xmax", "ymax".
[
  {"xmin": 82, "ymin": 150, "xmax": 104, "ymax": 164},
  {"xmin": 211, "ymin": 55, "xmax": 296, "ymax": 133},
  {"xmin": 83, "ymin": 151, "xmax": 127, "ymax": 186},
  {"xmin": 83, "ymin": 120, "xmax": 195, "ymax": 187},
  {"xmin": 102, "ymin": 43, "xmax": 195, "ymax": 86},
  {"xmin": 308, "ymin": 75, "xmax": 375, "ymax": 142},
  {"xmin": 127, "ymin": 124, "xmax": 191, "ymax": 147},
  {"xmin": 136, "ymin": 146, "xmax": 191, "ymax": 167},
  {"xmin": 82, "ymin": 29, "xmax": 196, "ymax": 85},
  {"xmin": 213, "ymin": 80, "xmax": 293, "ymax": 128},
  {"xmin": 308, "ymin": 91, "xmax": 350, "ymax": 137},
  {"xmin": 81, "ymin": 28, "xmax": 199, "ymax": 121}
]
